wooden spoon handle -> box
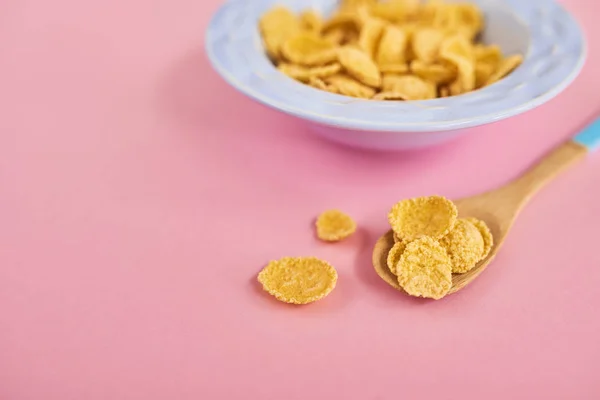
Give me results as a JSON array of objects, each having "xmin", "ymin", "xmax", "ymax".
[{"xmin": 496, "ymin": 117, "xmax": 599, "ymax": 211}]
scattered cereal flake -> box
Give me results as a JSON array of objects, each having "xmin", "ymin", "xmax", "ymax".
[
  {"xmin": 485, "ymin": 54, "xmax": 523, "ymax": 86},
  {"xmin": 358, "ymin": 17, "xmax": 386, "ymax": 59},
  {"xmin": 325, "ymin": 74, "xmax": 376, "ymax": 98},
  {"xmin": 300, "ymin": 9, "xmax": 323, "ymax": 34},
  {"xmin": 337, "ymin": 46, "xmax": 382, "ymax": 88},
  {"xmin": 376, "ymin": 25, "xmax": 408, "ymax": 67},
  {"xmin": 379, "ymin": 64, "xmax": 410, "ymax": 74},
  {"xmin": 281, "ymin": 33, "xmax": 338, "ymax": 66},
  {"xmin": 439, "ymin": 218, "xmax": 484, "ymax": 274},
  {"xmin": 411, "ymin": 60, "xmax": 456, "ymax": 85},
  {"xmin": 467, "ymin": 217, "xmax": 494, "ymax": 262},
  {"xmin": 259, "ymin": 6, "xmax": 302, "ymax": 61},
  {"xmin": 258, "ymin": 257, "xmax": 337, "ymax": 304},
  {"xmin": 387, "ymin": 240, "xmax": 407, "ymax": 275},
  {"xmin": 377, "ymin": 74, "xmax": 437, "ymax": 100},
  {"xmin": 278, "ymin": 63, "xmax": 341, "ymax": 83},
  {"xmin": 388, "ymin": 195, "xmax": 458, "ymax": 241},
  {"xmin": 397, "ymin": 237, "xmax": 453, "ymax": 300},
  {"xmin": 316, "ymin": 209, "xmax": 357, "ymax": 241},
  {"xmin": 412, "ymin": 28, "xmax": 445, "ymax": 64}
]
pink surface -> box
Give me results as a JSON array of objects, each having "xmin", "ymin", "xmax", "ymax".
[{"xmin": 1, "ymin": 0, "xmax": 600, "ymax": 399}]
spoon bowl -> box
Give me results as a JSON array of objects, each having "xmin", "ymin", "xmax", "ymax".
[{"xmin": 372, "ymin": 131, "xmax": 599, "ymax": 296}]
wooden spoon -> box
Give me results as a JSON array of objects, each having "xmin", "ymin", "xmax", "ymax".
[{"xmin": 373, "ymin": 117, "xmax": 600, "ymax": 295}]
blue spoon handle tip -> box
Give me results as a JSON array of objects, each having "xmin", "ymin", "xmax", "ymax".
[{"xmin": 573, "ymin": 116, "xmax": 600, "ymax": 152}]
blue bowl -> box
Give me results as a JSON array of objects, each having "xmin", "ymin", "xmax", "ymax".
[{"xmin": 206, "ymin": 0, "xmax": 586, "ymax": 150}]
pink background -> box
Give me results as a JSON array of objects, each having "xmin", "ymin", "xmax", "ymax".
[{"xmin": 1, "ymin": 0, "xmax": 600, "ymax": 399}]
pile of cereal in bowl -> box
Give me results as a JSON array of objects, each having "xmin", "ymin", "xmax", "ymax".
[{"xmin": 259, "ymin": 0, "xmax": 523, "ymax": 100}]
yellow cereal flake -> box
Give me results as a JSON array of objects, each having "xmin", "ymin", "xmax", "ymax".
[
  {"xmin": 278, "ymin": 63, "xmax": 342, "ymax": 83},
  {"xmin": 387, "ymin": 240, "xmax": 406, "ymax": 275},
  {"xmin": 377, "ymin": 75, "xmax": 436, "ymax": 100},
  {"xmin": 379, "ymin": 64, "xmax": 410, "ymax": 74},
  {"xmin": 358, "ymin": 18, "xmax": 386, "ymax": 59},
  {"xmin": 300, "ymin": 9, "xmax": 323, "ymax": 34},
  {"xmin": 370, "ymin": 0, "xmax": 420, "ymax": 23},
  {"xmin": 411, "ymin": 60, "xmax": 456, "ymax": 85},
  {"xmin": 315, "ymin": 209, "xmax": 357, "ymax": 241},
  {"xmin": 326, "ymin": 74, "xmax": 376, "ymax": 98},
  {"xmin": 337, "ymin": 46, "xmax": 382, "ymax": 88},
  {"xmin": 440, "ymin": 35, "xmax": 475, "ymax": 92},
  {"xmin": 322, "ymin": 11, "xmax": 361, "ymax": 36},
  {"xmin": 439, "ymin": 85, "xmax": 450, "ymax": 97},
  {"xmin": 393, "ymin": 232, "xmax": 402, "ymax": 242},
  {"xmin": 475, "ymin": 62, "xmax": 495, "ymax": 89},
  {"xmin": 485, "ymin": 54, "xmax": 523, "ymax": 86},
  {"xmin": 373, "ymin": 91, "xmax": 409, "ymax": 100},
  {"xmin": 259, "ymin": 6, "xmax": 302, "ymax": 61},
  {"xmin": 309, "ymin": 77, "xmax": 338, "ymax": 93},
  {"xmin": 475, "ymin": 44, "xmax": 503, "ymax": 66},
  {"xmin": 439, "ymin": 218, "xmax": 484, "ymax": 273},
  {"xmin": 412, "ymin": 28, "xmax": 445, "ymax": 64},
  {"xmin": 388, "ymin": 195, "xmax": 457, "ymax": 241},
  {"xmin": 376, "ymin": 25, "xmax": 408, "ymax": 67},
  {"xmin": 397, "ymin": 237, "xmax": 453, "ymax": 300},
  {"xmin": 382, "ymin": 73, "xmax": 407, "ymax": 91},
  {"xmin": 281, "ymin": 33, "xmax": 338, "ymax": 66},
  {"xmin": 258, "ymin": 257, "xmax": 337, "ymax": 304},
  {"xmin": 467, "ymin": 217, "xmax": 493, "ymax": 262}
]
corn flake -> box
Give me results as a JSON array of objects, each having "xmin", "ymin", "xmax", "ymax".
[
  {"xmin": 397, "ymin": 237, "xmax": 453, "ymax": 300},
  {"xmin": 376, "ymin": 25, "xmax": 408, "ymax": 67},
  {"xmin": 411, "ymin": 60, "xmax": 456, "ymax": 85},
  {"xmin": 316, "ymin": 209, "xmax": 357, "ymax": 241},
  {"xmin": 377, "ymin": 74, "xmax": 436, "ymax": 100},
  {"xmin": 278, "ymin": 63, "xmax": 342, "ymax": 83},
  {"xmin": 370, "ymin": 0, "xmax": 420, "ymax": 23},
  {"xmin": 467, "ymin": 217, "xmax": 493, "ymax": 262},
  {"xmin": 358, "ymin": 17, "xmax": 386, "ymax": 59},
  {"xmin": 387, "ymin": 240, "xmax": 406, "ymax": 275},
  {"xmin": 439, "ymin": 218, "xmax": 484, "ymax": 273},
  {"xmin": 300, "ymin": 10, "xmax": 324, "ymax": 34},
  {"xmin": 475, "ymin": 62, "xmax": 495, "ymax": 88},
  {"xmin": 440, "ymin": 35, "xmax": 475, "ymax": 92},
  {"xmin": 326, "ymin": 74, "xmax": 376, "ymax": 98},
  {"xmin": 379, "ymin": 64, "xmax": 410, "ymax": 74},
  {"xmin": 281, "ymin": 33, "xmax": 338, "ymax": 66},
  {"xmin": 337, "ymin": 47, "xmax": 382, "ymax": 88},
  {"xmin": 258, "ymin": 257, "xmax": 337, "ymax": 304},
  {"xmin": 412, "ymin": 28, "xmax": 445, "ymax": 64},
  {"xmin": 388, "ymin": 195, "xmax": 457, "ymax": 241},
  {"xmin": 485, "ymin": 54, "xmax": 523, "ymax": 86},
  {"xmin": 259, "ymin": 6, "xmax": 302, "ymax": 62}
]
